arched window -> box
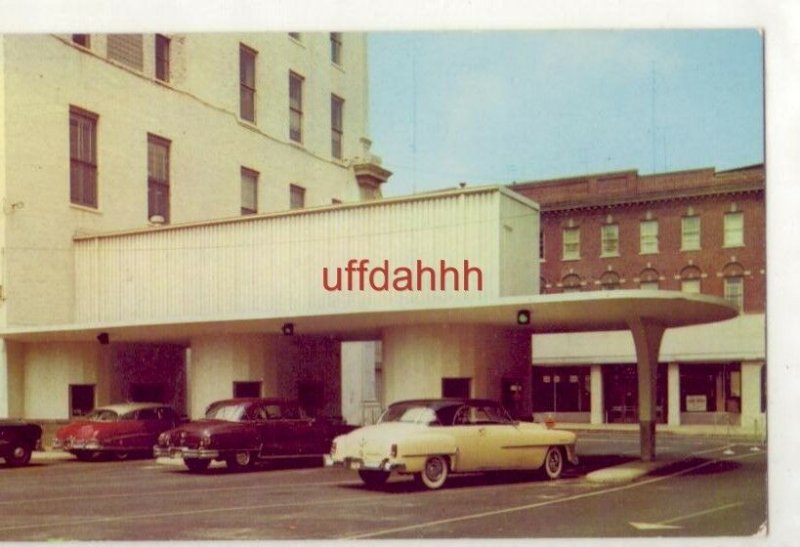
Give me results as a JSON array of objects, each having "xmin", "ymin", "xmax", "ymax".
[
  {"xmin": 680, "ymin": 265, "xmax": 702, "ymax": 294},
  {"xmin": 639, "ymin": 268, "xmax": 660, "ymax": 290},
  {"xmin": 722, "ymin": 262, "xmax": 745, "ymax": 310},
  {"xmin": 561, "ymin": 273, "xmax": 582, "ymax": 293},
  {"xmin": 599, "ymin": 271, "xmax": 621, "ymax": 290}
]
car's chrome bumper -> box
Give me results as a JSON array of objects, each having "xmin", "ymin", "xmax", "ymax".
[
  {"xmin": 325, "ymin": 454, "xmax": 406, "ymax": 473},
  {"xmin": 53, "ymin": 439, "xmax": 103, "ymax": 451},
  {"xmin": 153, "ymin": 446, "xmax": 220, "ymax": 460}
]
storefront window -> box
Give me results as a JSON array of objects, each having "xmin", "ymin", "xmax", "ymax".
[
  {"xmin": 603, "ymin": 364, "xmax": 668, "ymax": 423},
  {"xmin": 532, "ymin": 366, "xmax": 590, "ymax": 413},
  {"xmin": 679, "ymin": 363, "xmax": 740, "ymax": 413}
]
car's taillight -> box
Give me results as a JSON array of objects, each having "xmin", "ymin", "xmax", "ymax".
[{"xmin": 390, "ymin": 444, "xmax": 398, "ymax": 458}]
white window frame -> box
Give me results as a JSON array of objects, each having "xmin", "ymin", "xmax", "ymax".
[
  {"xmin": 724, "ymin": 276, "xmax": 744, "ymax": 310},
  {"xmin": 640, "ymin": 219, "xmax": 659, "ymax": 254},
  {"xmin": 601, "ymin": 224, "xmax": 620, "ymax": 257},
  {"xmin": 562, "ymin": 227, "xmax": 580, "ymax": 260},
  {"xmin": 724, "ymin": 212, "xmax": 744, "ymax": 248},
  {"xmin": 681, "ymin": 215, "xmax": 701, "ymax": 251}
]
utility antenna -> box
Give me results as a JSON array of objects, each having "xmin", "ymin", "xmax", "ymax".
[{"xmin": 651, "ymin": 63, "xmax": 656, "ymax": 173}]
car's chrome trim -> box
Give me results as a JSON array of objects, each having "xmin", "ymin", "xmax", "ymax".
[{"xmin": 153, "ymin": 446, "xmax": 220, "ymax": 459}]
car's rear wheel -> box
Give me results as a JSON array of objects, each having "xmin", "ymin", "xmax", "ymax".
[
  {"xmin": 415, "ymin": 455, "xmax": 449, "ymax": 490},
  {"xmin": 226, "ymin": 451, "xmax": 254, "ymax": 471},
  {"xmin": 184, "ymin": 458, "xmax": 211, "ymax": 473},
  {"xmin": 540, "ymin": 446, "xmax": 564, "ymax": 480},
  {"xmin": 358, "ymin": 469, "xmax": 390, "ymax": 488},
  {"xmin": 5, "ymin": 441, "xmax": 32, "ymax": 467}
]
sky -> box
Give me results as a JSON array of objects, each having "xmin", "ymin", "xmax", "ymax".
[{"xmin": 368, "ymin": 30, "xmax": 764, "ymax": 197}]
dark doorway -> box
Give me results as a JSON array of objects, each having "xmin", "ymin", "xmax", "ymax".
[
  {"xmin": 297, "ymin": 381, "xmax": 324, "ymax": 417},
  {"xmin": 233, "ymin": 381, "xmax": 262, "ymax": 398},
  {"xmin": 442, "ymin": 377, "xmax": 471, "ymax": 399},
  {"xmin": 69, "ymin": 384, "xmax": 95, "ymax": 417}
]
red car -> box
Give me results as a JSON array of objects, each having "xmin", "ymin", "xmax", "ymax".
[
  {"xmin": 53, "ymin": 403, "xmax": 182, "ymax": 461},
  {"xmin": 154, "ymin": 397, "xmax": 354, "ymax": 472}
]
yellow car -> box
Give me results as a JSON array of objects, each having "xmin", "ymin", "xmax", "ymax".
[{"xmin": 325, "ymin": 398, "xmax": 578, "ymax": 490}]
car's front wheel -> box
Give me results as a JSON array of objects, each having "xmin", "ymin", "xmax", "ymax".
[
  {"xmin": 415, "ymin": 455, "xmax": 449, "ymax": 490},
  {"xmin": 184, "ymin": 458, "xmax": 211, "ymax": 473},
  {"xmin": 226, "ymin": 451, "xmax": 254, "ymax": 471},
  {"xmin": 5, "ymin": 441, "xmax": 32, "ymax": 467},
  {"xmin": 540, "ymin": 446, "xmax": 564, "ymax": 480},
  {"xmin": 358, "ymin": 469, "xmax": 390, "ymax": 488}
]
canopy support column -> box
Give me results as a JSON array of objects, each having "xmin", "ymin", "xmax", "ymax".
[{"xmin": 628, "ymin": 317, "xmax": 666, "ymax": 461}]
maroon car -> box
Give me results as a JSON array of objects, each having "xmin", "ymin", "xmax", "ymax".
[
  {"xmin": 53, "ymin": 403, "xmax": 182, "ymax": 461},
  {"xmin": 154, "ymin": 397, "xmax": 354, "ymax": 472}
]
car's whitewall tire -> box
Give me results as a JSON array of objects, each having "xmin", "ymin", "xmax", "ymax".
[
  {"xmin": 540, "ymin": 446, "xmax": 564, "ymax": 480},
  {"xmin": 417, "ymin": 455, "xmax": 449, "ymax": 490}
]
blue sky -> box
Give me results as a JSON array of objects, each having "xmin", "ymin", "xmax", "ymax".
[{"xmin": 368, "ymin": 30, "xmax": 764, "ymax": 197}]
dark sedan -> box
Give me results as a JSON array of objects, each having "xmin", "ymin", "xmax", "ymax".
[
  {"xmin": 0, "ymin": 420, "xmax": 42, "ymax": 467},
  {"xmin": 154, "ymin": 397, "xmax": 354, "ymax": 472}
]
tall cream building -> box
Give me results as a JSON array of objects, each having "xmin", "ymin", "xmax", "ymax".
[{"xmin": 0, "ymin": 32, "xmax": 392, "ymax": 420}]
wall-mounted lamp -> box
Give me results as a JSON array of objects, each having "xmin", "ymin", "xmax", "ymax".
[
  {"xmin": 97, "ymin": 332, "xmax": 110, "ymax": 345},
  {"xmin": 281, "ymin": 323, "xmax": 294, "ymax": 336},
  {"xmin": 516, "ymin": 309, "xmax": 531, "ymax": 326}
]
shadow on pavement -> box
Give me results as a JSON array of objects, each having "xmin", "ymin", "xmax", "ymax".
[{"xmin": 647, "ymin": 456, "xmax": 742, "ymax": 477}]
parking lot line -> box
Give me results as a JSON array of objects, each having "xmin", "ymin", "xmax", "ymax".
[{"xmin": 342, "ymin": 451, "xmax": 764, "ymax": 540}]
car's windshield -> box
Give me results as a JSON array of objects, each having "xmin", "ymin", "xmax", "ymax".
[
  {"xmin": 85, "ymin": 409, "xmax": 118, "ymax": 422},
  {"xmin": 205, "ymin": 403, "xmax": 246, "ymax": 422},
  {"xmin": 379, "ymin": 405, "xmax": 440, "ymax": 425}
]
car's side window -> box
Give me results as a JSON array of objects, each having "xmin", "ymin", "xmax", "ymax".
[
  {"xmin": 264, "ymin": 404, "xmax": 283, "ymax": 419},
  {"xmin": 453, "ymin": 406, "xmax": 471, "ymax": 425},
  {"xmin": 137, "ymin": 408, "xmax": 158, "ymax": 420}
]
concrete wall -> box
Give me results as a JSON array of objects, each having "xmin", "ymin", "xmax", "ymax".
[
  {"xmin": 0, "ymin": 33, "xmax": 371, "ymax": 328},
  {"xmin": 22, "ymin": 342, "xmax": 110, "ymax": 419},
  {"xmin": 381, "ymin": 324, "xmax": 532, "ymax": 416}
]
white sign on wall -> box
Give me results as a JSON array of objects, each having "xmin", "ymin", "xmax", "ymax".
[{"xmin": 686, "ymin": 394, "xmax": 707, "ymax": 412}]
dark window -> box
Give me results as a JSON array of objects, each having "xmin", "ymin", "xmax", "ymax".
[
  {"xmin": 289, "ymin": 71, "xmax": 304, "ymax": 142},
  {"xmin": 130, "ymin": 383, "xmax": 166, "ymax": 403},
  {"xmin": 331, "ymin": 94, "xmax": 344, "ymax": 159},
  {"xmin": 297, "ymin": 381, "xmax": 323, "ymax": 417},
  {"xmin": 72, "ymin": 34, "xmax": 90, "ymax": 47},
  {"xmin": 241, "ymin": 167, "xmax": 259, "ymax": 215},
  {"xmin": 330, "ymin": 32, "xmax": 342, "ymax": 65},
  {"xmin": 69, "ymin": 384, "xmax": 95, "ymax": 417},
  {"xmin": 155, "ymin": 34, "xmax": 171, "ymax": 82},
  {"xmin": 290, "ymin": 184, "xmax": 305, "ymax": 209},
  {"xmin": 233, "ymin": 381, "xmax": 261, "ymax": 398},
  {"xmin": 70, "ymin": 107, "xmax": 98, "ymax": 208},
  {"xmin": 533, "ymin": 367, "xmax": 591, "ymax": 413},
  {"xmin": 442, "ymin": 378, "xmax": 471, "ymax": 399},
  {"xmin": 148, "ymin": 134, "xmax": 170, "ymax": 223},
  {"xmin": 240, "ymin": 44, "xmax": 257, "ymax": 122}
]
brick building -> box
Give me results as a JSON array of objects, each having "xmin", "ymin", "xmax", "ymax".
[{"xmin": 512, "ymin": 165, "xmax": 765, "ymax": 433}]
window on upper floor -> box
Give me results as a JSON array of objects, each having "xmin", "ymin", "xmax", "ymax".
[
  {"xmin": 680, "ymin": 264, "xmax": 702, "ymax": 294},
  {"xmin": 155, "ymin": 34, "xmax": 171, "ymax": 82},
  {"xmin": 331, "ymin": 94, "xmax": 344, "ymax": 159},
  {"xmin": 600, "ymin": 271, "xmax": 621, "ymax": 290},
  {"xmin": 107, "ymin": 34, "xmax": 144, "ymax": 71},
  {"xmin": 724, "ymin": 276, "xmax": 744, "ymax": 311},
  {"xmin": 539, "ymin": 232, "xmax": 545, "ymax": 261},
  {"xmin": 562, "ymin": 227, "xmax": 580, "ymax": 260},
  {"xmin": 290, "ymin": 184, "xmax": 306, "ymax": 209},
  {"xmin": 147, "ymin": 134, "xmax": 170, "ymax": 223},
  {"xmin": 601, "ymin": 223, "xmax": 619, "ymax": 257},
  {"xmin": 681, "ymin": 215, "xmax": 701, "ymax": 251},
  {"xmin": 241, "ymin": 167, "xmax": 259, "ymax": 215},
  {"xmin": 72, "ymin": 34, "xmax": 91, "ymax": 48},
  {"xmin": 640, "ymin": 219, "xmax": 659, "ymax": 254},
  {"xmin": 289, "ymin": 71, "xmax": 304, "ymax": 143},
  {"xmin": 239, "ymin": 44, "xmax": 257, "ymax": 123},
  {"xmin": 724, "ymin": 211, "xmax": 744, "ymax": 247},
  {"xmin": 640, "ymin": 280, "xmax": 659, "ymax": 290},
  {"xmin": 69, "ymin": 106, "xmax": 98, "ymax": 208},
  {"xmin": 330, "ymin": 32, "xmax": 343, "ymax": 65}
]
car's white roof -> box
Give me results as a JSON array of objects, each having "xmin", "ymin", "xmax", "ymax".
[{"xmin": 95, "ymin": 402, "xmax": 168, "ymax": 414}]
